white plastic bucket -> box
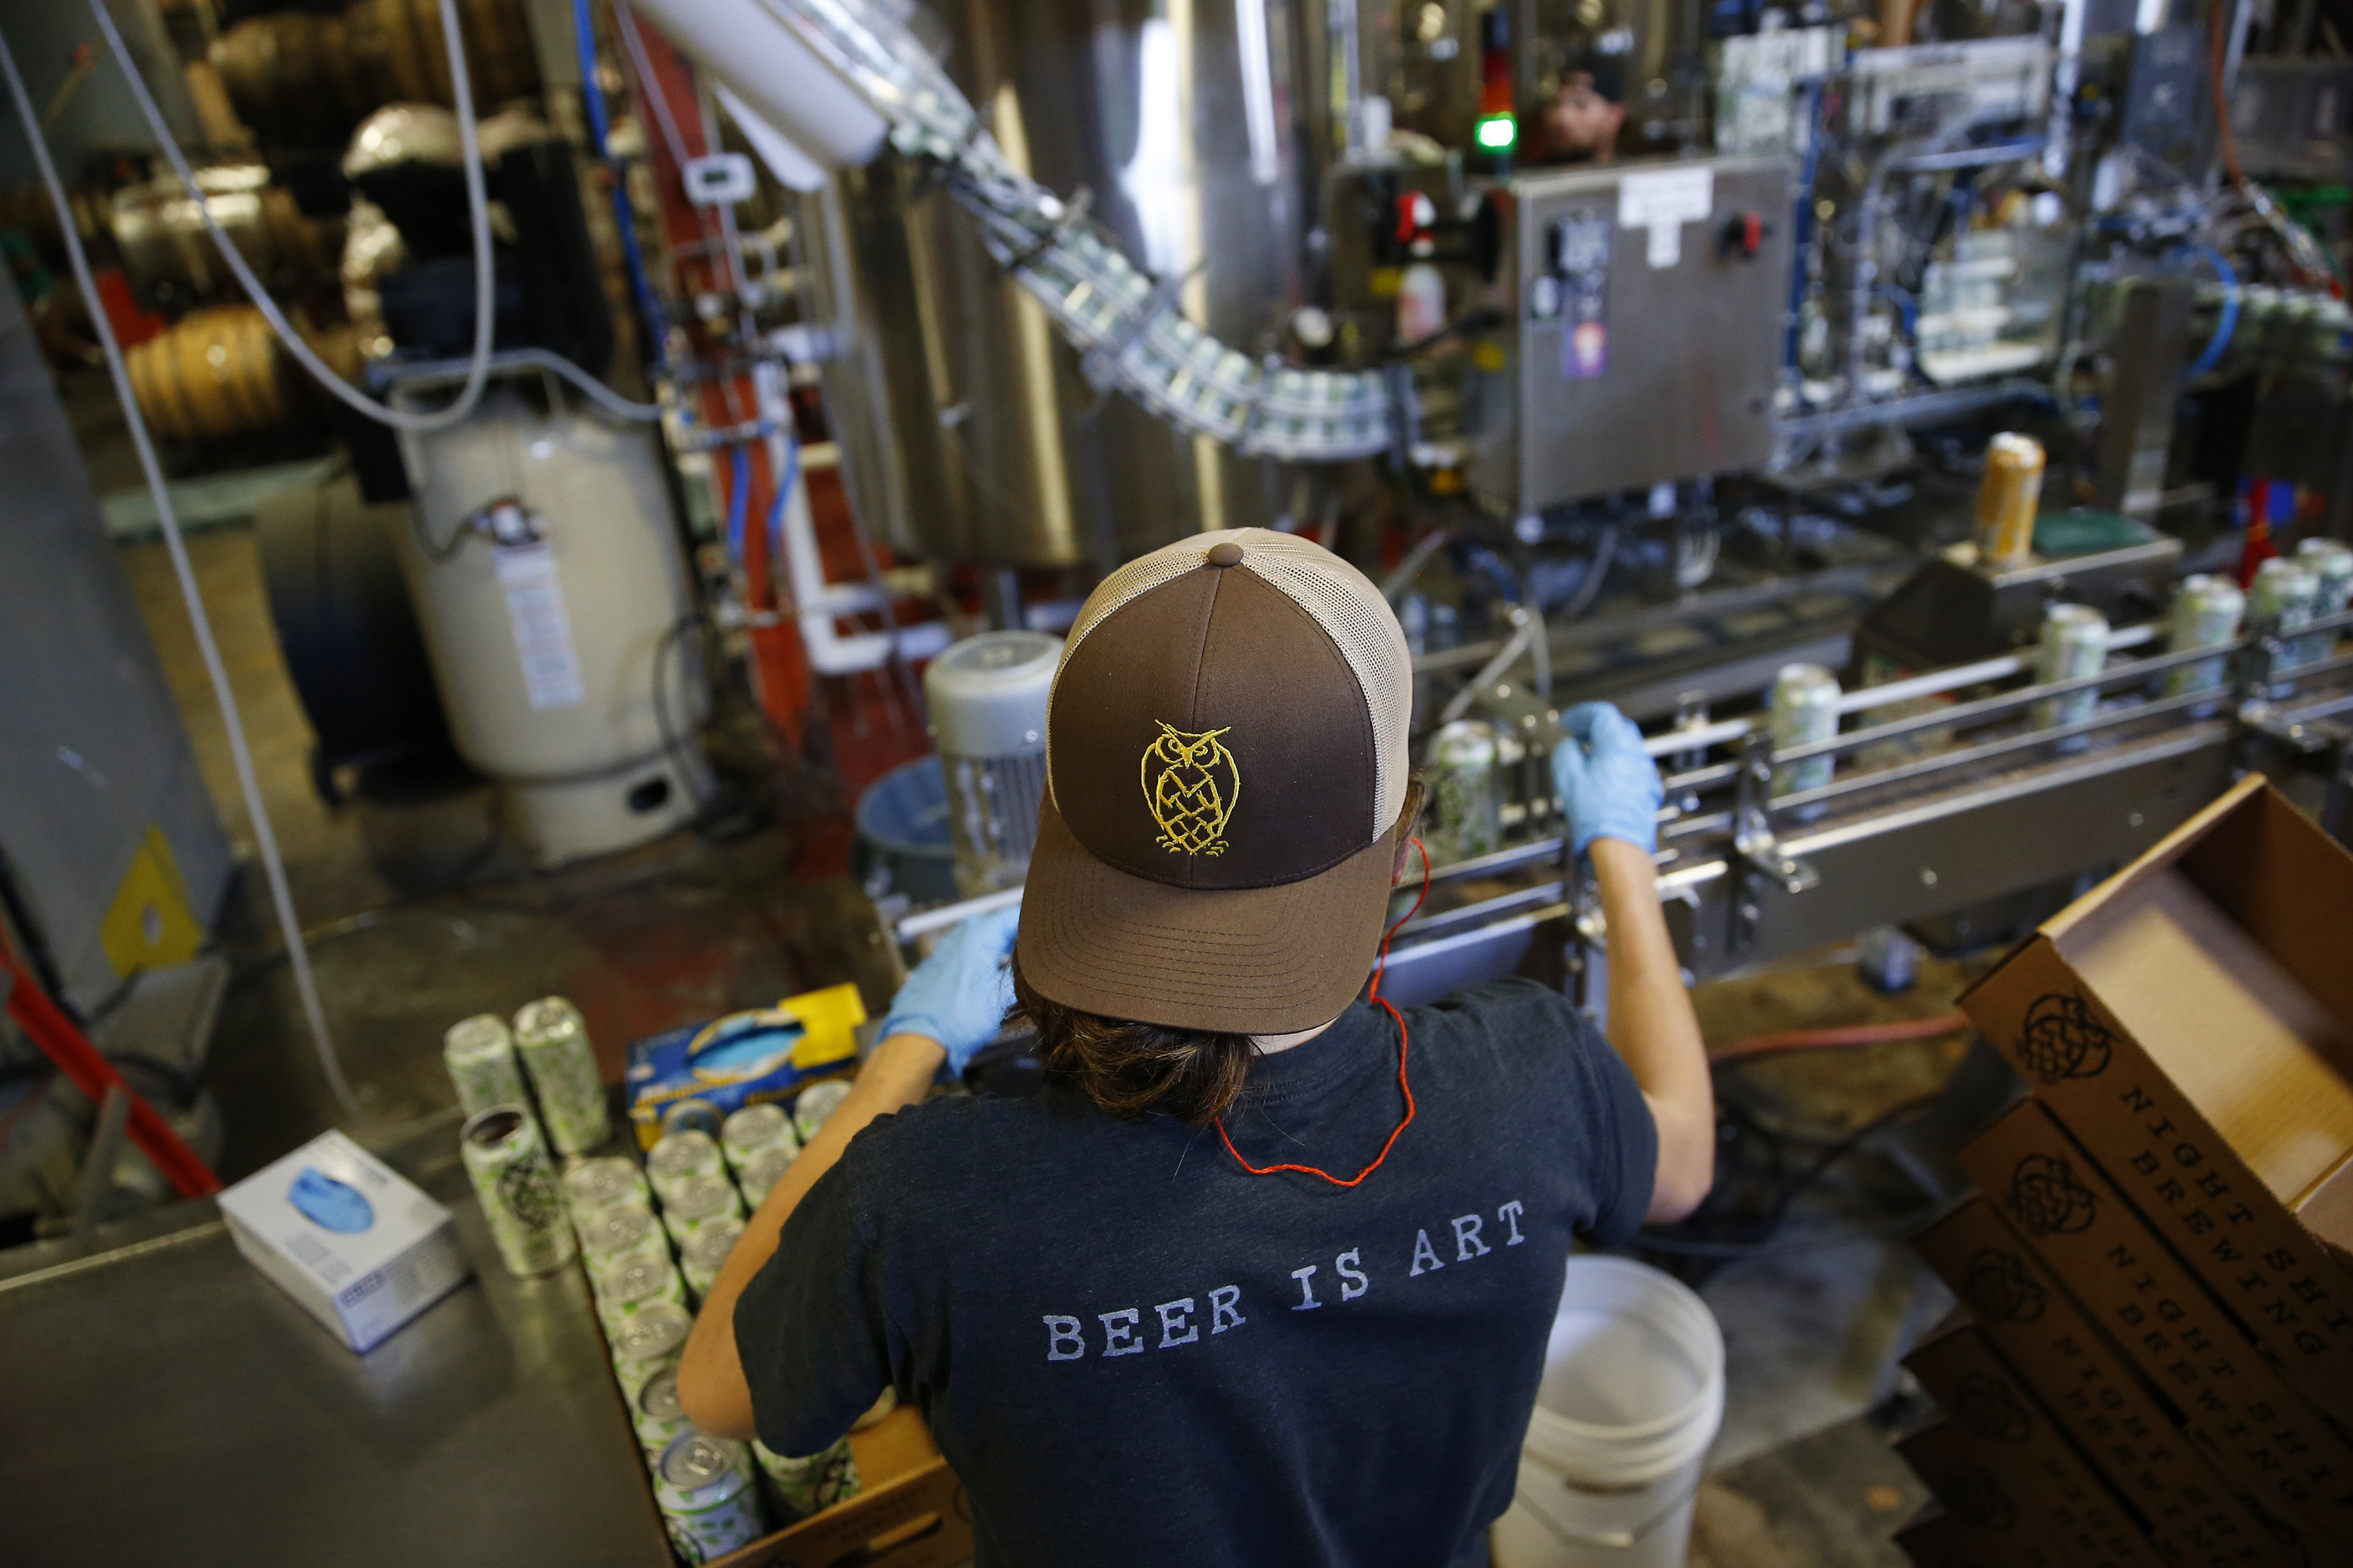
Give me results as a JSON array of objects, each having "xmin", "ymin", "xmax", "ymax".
[{"xmin": 1490, "ymin": 1256, "xmax": 1726, "ymax": 1568}]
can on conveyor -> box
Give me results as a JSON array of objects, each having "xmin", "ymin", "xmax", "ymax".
[
  {"xmin": 443, "ymin": 1014, "xmax": 529, "ymax": 1121},
  {"xmin": 2294, "ymin": 537, "xmax": 2352, "ymax": 669},
  {"xmin": 1767, "ymin": 662, "xmax": 1840, "ymax": 803},
  {"xmin": 647, "ymin": 1130, "xmax": 726, "ymax": 1203},
  {"xmin": 655, "ymin": 1433, "xmax": 766, "ymax": 1562},
  {"xmin": 596, "ymin": 1250, "xmax": 689, "ymax": 1329},
  {"xmin": 1427, "ymin": 719, "xmax": 1501, "ymax": 862},
  {"xmin": 561, "ymin": 1155, "xmax": 649, "ymax": 1220},
  {"xmin": 753, "ymin": 1435, "xmax": 862, "ymax": 1522},
  {"xmin": 459, "ymin": 1106, "xmax": 576, "ymax": 1277},
  {"xmin": 2033, "ymin": 603, "xmax": 2109, "ymax": 744},
  {"xmin": 2162, "ymin": 574, "xmax": 2243, "ymax": 703},
  {"xmin": 611, "ymin": 1298, "xmax": 692, "ymax": 1405},
  {"xmin": 2250, "ymin": 557, "xmax": 2321, "ymax": 695},
  {"xmin": 736, "ymin": 1144, "xmax": 792, "ymax": 1208},
  {"xmin": 1974, "ymin": 433, "xmax": 2044, "ymax": 567},
  {"xmin": 513, "ymin": 997, "xmax": 610, "ymax": 1158},
  {"xmin": 662, "ymin": 1173, "xmax": 745, "ymax": 1252},
  {"xmin": 634, "ymin": 1365, "xmax": 698, "ymax": 1459},
  {"xmin": 719, "ymin": 1103, "xmax": 796, "ymax": 1176},
  {"xmin": 680, "ymin": 1215, "xmax": 746, "ymax": 1303},
  {"xmin": 578, "ymin": 1200, "xmax": 667, "ymax": 1271},
  {"xmin": 792, "ymin": 1080, "xmax": 854, "ymax": 1145}
]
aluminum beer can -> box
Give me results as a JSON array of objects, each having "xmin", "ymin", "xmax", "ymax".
[
  {"xmin": 2293, "ymin": 537, "xmax": 2352, "ymax": 668},
  {"xmin": 459, "ymin": 1106, "xmax": 576, "ymax": 1278},
  {"xmin": 579, "ymin": 1200, "xmax": 667, "ymax": 1270},
  {"xmin": 1974, "ymin": 433, "xmax": 2044, "ymax": 567},
  {"xmin": 662, "ymin": 1173, "xmax": 745, "ymax": 1252},
  {"xmin": 513, "ymin": 997, "xmax": 610, "ymax": 1158},
  {"xmin": 1768, "ymin": 662, "xmax": 1840, "ymax": 799},
  {"xmin": 562, "ymin": 1155, "xmax": 649, "ymax": 1220},
  {"xmin": 736, "ymin": 1145, "xmax": 792, "ymax": 1208},
  {"xmin": 2251, "ymin": 557, "xmax": 2320, "ymax": 694},
  {"xmin": 719, "ymin": 1103, "xmax": 796, "ymax": 1175},
  {"xmin": 752, "ymin": 1436, "xmax": 862, "ymax": 1521},
  {"xmin": 792, "ymin": 1080, "xmax": 853, "ymax": 1145},
  {"xmin": 2034, "ymin": 603, "xmax": 2109, "ymax": 741},
  {"xmin": 659, "ymin": 1098, "xmax": 725, "ymax": 1140},
  {"xmin": 1428, "ymin": 719, "xmax": 1502, "ymax": 862},
  {"xmin": 443, "ymin": 1014, "xmax": 529, "ymax": 1120},
  {"xmin": 2163, "ymin": 574, "xmax": 2244, "ymax": 699},
  {"xmin": 655, "ymin": 1433, "xmax": 766, "ymax": 1562},
  {"xmin": 680, "ymin": 1215, "xmax": 746, "ymax": 1303},
  {"xmin": 635, "ymin": 1365, "xmax": 697, "ymax": 1458},
  {"xmin": 647, "ymin": 1130, "xmax": 726, "ymax": 1203},
  {"xmin": 596, "ymin": 1250, "xmax": 689, "ymax": 1330},
  {"xmin": 611, "ymin": 1298, "xmax": 692, "ymax": 1405}
]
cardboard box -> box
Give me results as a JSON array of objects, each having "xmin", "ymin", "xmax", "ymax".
[
  {"xmin": 709, "ymin": 1407, "xmax": 971, "ymax": 1568},
  {"xmin": 1962, "ymin": 776, "xmax": 2353, "ymax": 1421},
  {"xmin": 1896, "ymin": 1414, "xmax": 2159, "ymax": 1568},
  {"xmin": 1955, "ymin": 1100, "xmax": 2353, "ymax": 1544},
  {"xmin": 624, "ymin": 984, "xmax": 867, "ymax": 1151},
  {"xmin": 1904, "ymin": 1314, "xmax": 2287, "ymax": 1568},
  {"xmin": 217, "ymin": 1131, "xmax": 471, "ymax": 1353}
]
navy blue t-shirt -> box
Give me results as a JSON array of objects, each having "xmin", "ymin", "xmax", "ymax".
[{"xmin": 735, "ymin": 977, "xmax": 1657, "ymax": 1567}]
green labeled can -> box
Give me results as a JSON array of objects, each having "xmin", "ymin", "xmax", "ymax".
[
  {"xmin": 753, "ymin": 1435, "xmax": 862, "ymax": 1521},
  {"xmin": 611, "ymin": 1298, "xmax": 692, "ymax": 1406},
  {"xmin": 459, "ymin": 1106, "xmax": 576, "ymax": 1278},
  {"xmin": 578, "ymin": 1200, "xmax": 667, "ymax": 1272},
  {"xmin": 596, "ymin": 1250, "xmax": 688, "ymax": 1331},
  {"xmin": 1427, "ymin": 719, "xmax": 1501, "ymax": 862},
  {"xmin": 661, "ymin": 1173, "xmax": 745, "ymax": 1253},
  {"xmin": 647, "ymin": 1130, "xmax": 726, "ymax": 1204},
  {"xmin": 2294, "ymin": 537, "xmax": 2352, "ymax": 670},
  {"xmin": 719, "ymin": 1103, "xmax": 796, "ymax": 1176},
  {"xmin": 561, "ymin": 1155, "xmax": 649, "ymax": 1222},
  {"xmin": 2251, "ymin": 557, "xmax": 2321, "ymax": 695},
  {"xmin": 512, "ymin": 997, "xmax": 609, "ymax": 1157},
  {"xmin": 680, "ymin": 1216, "xmax": 746, "ymax": 1303},
  {"xmin": 633, "ymin": 1364, "xmax": 696, "ymax": 1458},
  {"xmin": 736, "ymin": 1144, "xmax": 792, "ymax": 1208},
  {"xmin": 792, "ymin": 1080, "xmax": 853, "ymax": 1145},
  {"xmin": 2163, "ymin": 574, "xmax": 2243, "ymax": 701},
  {"xmin": 654, "ymin": 1432, "xmax": 765, "ymax": 1562},
  {"xmin": 1768, "ymin": 662, "xmax": 1840, "ymax": 801},
  {"xmin": 2033, "ymin": 603, "xmax": 2108, "ymax": 745},
  {"xmin": 444, "ymin": 1014, "xmax": 529, "ymax": 1121}
]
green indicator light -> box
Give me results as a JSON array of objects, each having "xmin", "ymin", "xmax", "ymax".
[{"xmin": 1474, "ymin": 115, "xmax": 1516, "ymax": 151}]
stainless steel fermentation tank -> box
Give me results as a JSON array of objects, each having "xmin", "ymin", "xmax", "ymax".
[{"xmin": 806, "ymin": 0, "xmax": 1341, "ymax": 569}]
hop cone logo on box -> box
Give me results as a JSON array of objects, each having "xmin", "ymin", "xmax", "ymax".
[
  {"xmin": 2005, "ymin": 1153, "xmax": 2098, "ymax": 1236},
  {"xmin": 1952, "ymin": 1373, "xmax": 2033, "ymax": 1445},
  {"xmin": 2016, "ymin": 992, "xmax": 2113, "ymax": 1082},
  {"xmin": 1939, "ymin": 1464, "xmax": 2018, "ymax": 1531},
  {"xmin": 1962, "ymin": 1248, "xmax": 2046, "ymax": 1322}
]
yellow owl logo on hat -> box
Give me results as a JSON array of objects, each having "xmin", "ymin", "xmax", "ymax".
[{"xmin": 1142, "ymin": 722, "xmax": 1240, "ymax": 856}]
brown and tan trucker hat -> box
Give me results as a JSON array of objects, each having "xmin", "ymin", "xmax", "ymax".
[{"xmin": 1015, "ymin": 527, "xmax": 1413, "ymax": 1034}]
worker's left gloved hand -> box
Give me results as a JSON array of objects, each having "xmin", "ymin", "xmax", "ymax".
[{"xmin": 876, "ymin": 904, "xmax": 1021, "ymax": 1074}]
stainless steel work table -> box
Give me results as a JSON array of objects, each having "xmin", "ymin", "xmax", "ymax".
[{"xmin": 0, "ymin": 1148, "xmax": 671, "ymax": 1565}]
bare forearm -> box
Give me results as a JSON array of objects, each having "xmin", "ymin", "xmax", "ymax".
[
  {"xmin": 1590, "ymin": 837, "xmax": 1714, "ymax": 1221},
  {"xmin": 676, "ymin": 1034, "xmax": 943, "ymax": 1439}
]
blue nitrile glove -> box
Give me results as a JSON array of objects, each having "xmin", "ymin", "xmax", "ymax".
[
  {"xmin": 1551, "ymin": 702, "xmax": 1664, "ymax": 856},
  {"xmin": 877, "ymin": 903, "xmax": 1021, "ymax": 1073}
]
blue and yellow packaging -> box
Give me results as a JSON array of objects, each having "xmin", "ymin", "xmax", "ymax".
[{"xmin": 623, "ymin": 983, "xmax": 867, "ymax": 1151}]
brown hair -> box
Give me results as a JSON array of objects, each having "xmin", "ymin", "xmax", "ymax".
[{"xmin": 1010, "ymin": 784, "xmax": 1425, "ymax": 1124}]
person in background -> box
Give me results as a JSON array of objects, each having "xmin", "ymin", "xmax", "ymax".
[
  {"xmin": 1537, "ymin": 71, "xmax": 1626, "ymax": 164},
  {"xmin": 680, "ymin": 529, "xmax": 1713, "ymax": 1567}
]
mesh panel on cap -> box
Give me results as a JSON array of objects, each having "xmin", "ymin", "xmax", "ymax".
[{"xmin": 1235, "ymin": 532, "xmax": 1413, "ymax": 830}]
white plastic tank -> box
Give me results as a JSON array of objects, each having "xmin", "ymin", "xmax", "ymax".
[
  {"xmin": 390, "ymin": 369, "xmax": 707, "ymax": 864},
  {"xmin": 924, "ymin": 631, "xmax": 1060, "ymax": 897}
]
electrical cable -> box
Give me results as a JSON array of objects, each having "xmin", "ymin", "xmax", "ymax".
[
  {"xmin": 2181, "ymin": 241, "xmax": 2241, "ymax": 381},
  {"xmin": 2, "ymin": 29, "xmax": 410, "ymax": 1132},
  {"xmin": 84, "ymin": 0, "xmax": 496, "ymax": 432},
  {"xmin": 1705, "ymin": 1010, "xmax": 1972, "ymax": 1065}
]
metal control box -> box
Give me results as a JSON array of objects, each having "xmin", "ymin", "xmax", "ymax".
[{"xmin": 1471, "ymin": 154, "xmax": 1796, "ymax": 519}]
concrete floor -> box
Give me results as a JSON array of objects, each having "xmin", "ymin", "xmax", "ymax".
[{"xmin": 110, "ymin": 501, "xmax": 1974, "ymax": 1566}]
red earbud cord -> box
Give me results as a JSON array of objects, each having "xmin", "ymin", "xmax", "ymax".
[{"xmin": 1215, "ymin": 837, "xmax": 1429, "ymax": 1186}]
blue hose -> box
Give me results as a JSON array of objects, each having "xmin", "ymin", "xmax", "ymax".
[
  {"xmin": 2182, "ymin": 243, "xmax": 2240, "ymax": 382},
  {"xmin": 726, "ymin": 445, "xmax": 751, "ymax": 563},
  {"xmin": 1874, "ymin": 283, "xmax": 1919, "ymax": 343},
  {"xmin": 765, "ymin": 434, "xmax": 801, "ymax": 570},
  {"xmin": 572, "ymin": 0, "xmax": 669, "ymax": 350},
  {"xmin": 1785, "ymin": 82, "xmax": 1825, "ymax": 376}
]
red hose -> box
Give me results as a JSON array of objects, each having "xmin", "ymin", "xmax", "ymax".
[{"xmin": 1707, "ymin": 1010, "xmax": 1973, "ymax": 1065}]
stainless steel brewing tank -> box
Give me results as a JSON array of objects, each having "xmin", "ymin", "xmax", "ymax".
[{"xmin": 804, "ymin": 0, "xmax": 1315, "ymax": 569}]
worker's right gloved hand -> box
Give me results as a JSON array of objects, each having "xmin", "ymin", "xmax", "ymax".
[
  {"xmin": 876, "ymin": 903, "xmax": 1021, "ymax": 1075},
  {"xmin": 1550, "ymin": 702, "xmax": 1663, "ymax": 856}
]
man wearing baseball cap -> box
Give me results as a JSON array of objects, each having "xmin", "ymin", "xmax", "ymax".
[{"xmin": 682, "ymin": 529, "xmax": 1715, "ymax": 1565}]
